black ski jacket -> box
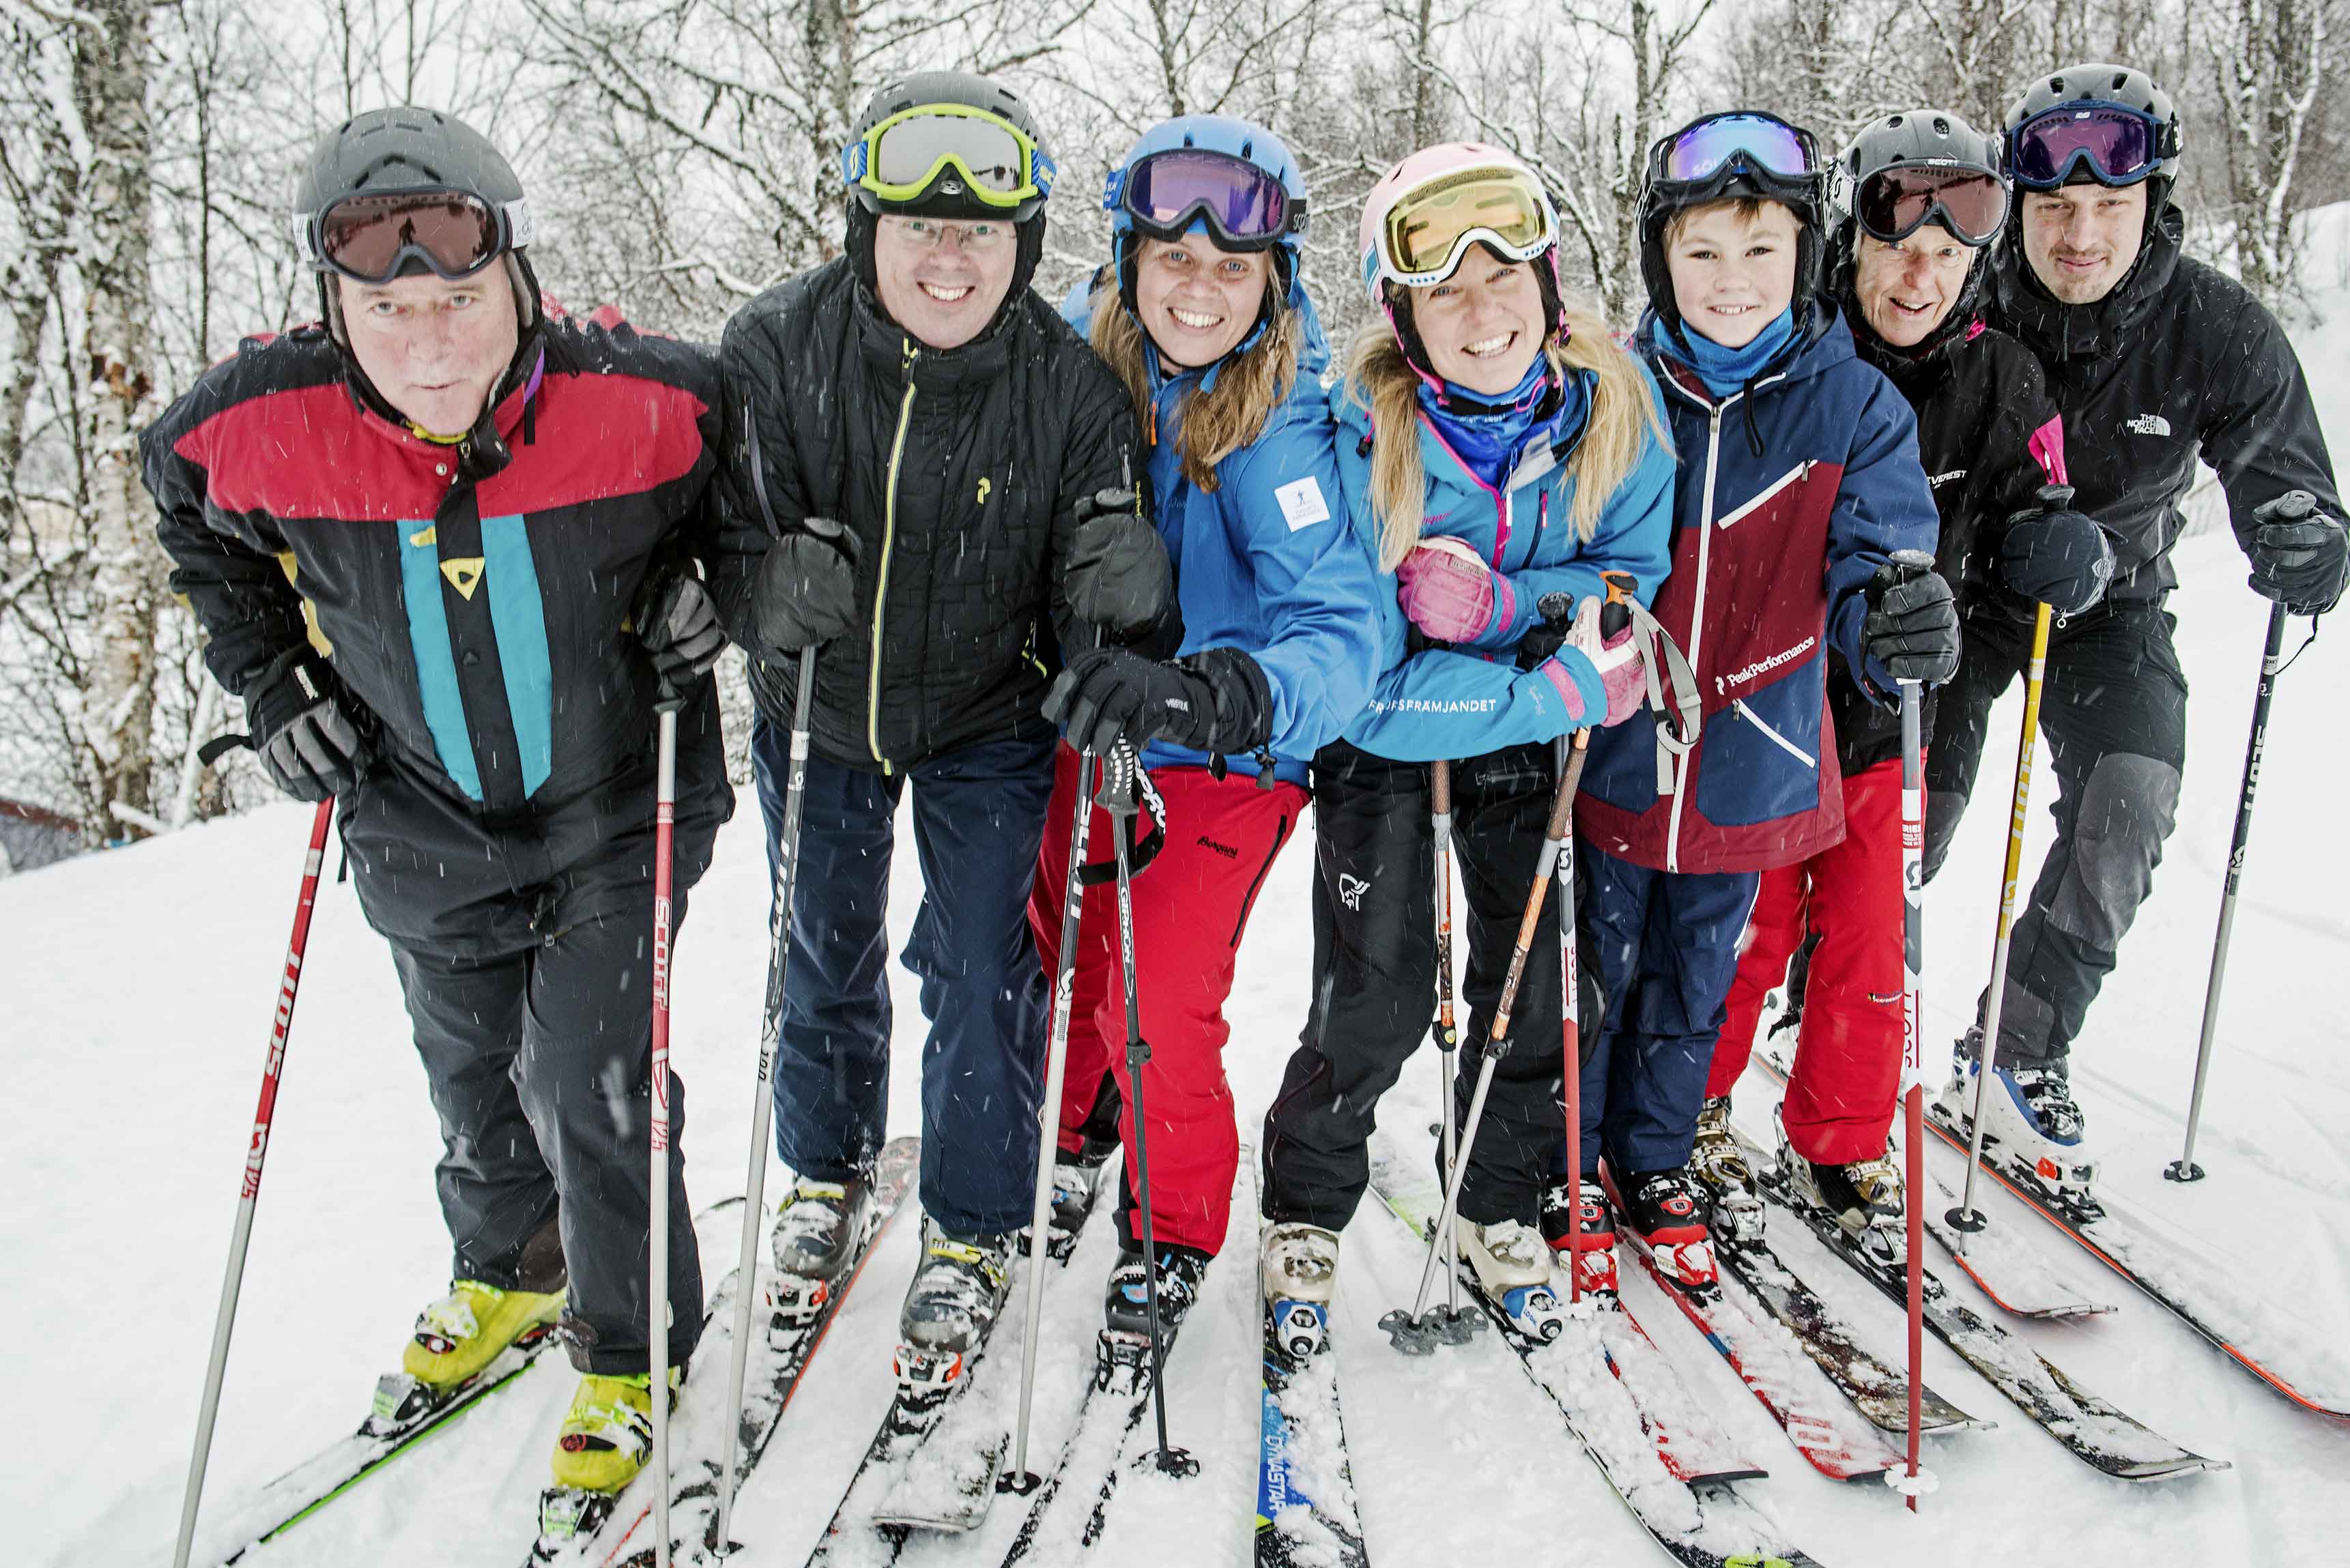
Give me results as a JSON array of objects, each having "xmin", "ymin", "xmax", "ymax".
[
  {"xmin": 710, "ymin": 258, "xmax": 1142, "ymax": 774},
  {"xmin": 1827, "ymin": 305, "xmax": 2065, "ymax": 775},
  {"xmin": 1988, "ymin": 207, "xmax": 2342, "ymax": 606}
]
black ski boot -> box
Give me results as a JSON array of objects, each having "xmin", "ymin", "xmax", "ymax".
[
  {"xmin": 1104, "ymin": 1243, "xmax": 1212, "ymax": 1338},
  {"xmin": 769, "ymin": 1174, "xmax": 876, "ymax": 1326}
]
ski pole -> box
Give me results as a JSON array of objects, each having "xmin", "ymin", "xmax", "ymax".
[
  {"xmin": 1946, "ymin": 600, "xmax": 2053, "ymax": 1238},
  {"xmin": 1001, "ymin": 731, "xmax": 1102, "ymax": 1496},
  {"xmin": 1429, "ymin": 759, "xmax": 1462, "ymax": 1319},
  {"xmin": 1391, "ymin": 731, "xmax": 1588, "ymax": 1342},
  {"xmin": 713, "ymin": 646, "xmax": 818, "ymax": 1552},
  {"xmin": 1103, "ymin": 740, "xmax": 1198, "ymax": 1477},
  {"xmin": 2166, "ymin": 599, "xmax": 2290, "ymax": 1184},
  {"xmin": 172, "ymin": 796, "xmax": 336, "ymax": 1568},
  {"xmin": 648, "ymin": 696, "xmax": 683, "ymax": 1568},
  {"xmin": 1555, "ymin": 732, "xmax": 1590, "ymax": 1306},
  {"xmin": 1892, "ymin": 670, "xmax": 1933, "ymax": 1511}
]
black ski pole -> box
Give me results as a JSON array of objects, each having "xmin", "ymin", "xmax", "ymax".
[
  {"xmin": 2166, "ymin": 598, "xmax": 2291, "ymax": 1183},
  {"xmin": 1429, "ymin": 758, "xmax": 1463, "ymax": 1324},
  {"xmin": 1102, "ymin": 739, "xmax": 1197, "ymax": 1477}
]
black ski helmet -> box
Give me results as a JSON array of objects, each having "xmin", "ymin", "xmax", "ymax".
[
  {"xmin": 841, "ymin": 71, "xmax": 1052, "ymax": 328},
  {"xmin": 1831, "ymin": 108, "xmax": 2005, "ymax": 360},
  {"xmin": 293, "ymin": 106, "xmax": 539, "ymax": 345},
  {"xmin": 2003, "ymin": 62, "xmax": 2182, "ymax": 226},
  {"xmin": 1637, "ymin": 113, "xmax": 1829, "ymax": 344}
]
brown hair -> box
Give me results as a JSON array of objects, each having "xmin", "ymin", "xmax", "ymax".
[
  {"xmin": 1661, "ymin": 195, "xmax": 1791, "ymax": 248},
  {"xmin": 1088, "ymin": 265, "xmax": 1300, "ymax": 493},
  {"xmin": 1341, "ymin": 291, "xmax": 1670, "ymax": 571}
]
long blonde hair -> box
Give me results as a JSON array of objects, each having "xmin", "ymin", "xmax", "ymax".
[
  {"xmin": 1089, "ymin": 269, "xmax": 1301, "ymax": 493},
  {"xmin": 1343, "ymin": 291, "xmax": 1669, "ymax": 571}
]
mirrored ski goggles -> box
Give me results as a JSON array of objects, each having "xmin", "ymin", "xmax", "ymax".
[
  {"xmin": 1854, "ymin": 166, "xmax": 2009, "ymax": 246},
  {"xmin": 1106, "ymin": 149, "xmax": 1300, "ymax": 248},
  {"xmin": 1374, "ymin": 166, "xmax": 1555, "ymax": 288},
  {"xmin": 841, "ymin": 105, "xmax": 1053, "ymax": 209},
  {"xmin": 1652, "ymin": 113, "xmax": 1819, "ymax": 185},
  {"xmin": 310, "ymin": 190, "xmax": 530, "ymax": 282},
  {"xmin": 2008, "ymin": 104, "xmax": 2173, "ymax": 190}
]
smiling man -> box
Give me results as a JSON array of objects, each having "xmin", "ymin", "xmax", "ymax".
[
  {"xmin": 710, "ymin": 71, "xmax": 1158, "ymax": 1385},
  {"xmin": 1923, "ymin": 64, "xmax": 2350, "ymax": 1207}
]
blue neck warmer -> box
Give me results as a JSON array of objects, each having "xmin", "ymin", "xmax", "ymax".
[
  {"xmin": 1652, "ymin": 308, "xmax": 1796, "ymax": 398},
  {"xmin": 1419, "ymin": 356, "xmax": 1584, "ymax": 488}
]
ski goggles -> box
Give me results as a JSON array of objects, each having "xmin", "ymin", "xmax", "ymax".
[
  {"xmin": 1104, "ymin": 149, "xmax": 1302, "ymax": 250},
  {"xmin": 1853, "ymin": 166, "xmax": 2009, "ymax": 246},
  {"xmin": 2008, "ymin": 104, "xmax": 2175, "ymax": 190},
  {"xmin": 308, "ymin": 189, "xmax": 531, "ymax": 283},
  {"xmin": 1650, "ymin": 112, "xmax": 1820, "ymax": 188},
  {"xmin": 1370, "ymin": 164, "xmax": 1556, "ymax": 290},
  {"xmin": 840, "ymin": 104, "xmax": 1053, "ymax": 209}
]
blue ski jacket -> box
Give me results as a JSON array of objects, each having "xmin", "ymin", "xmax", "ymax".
[
  {"xmin": 1330, "ymin": 360, "xmax": 1678, "ymax": 763},
  {"xmin": 1060, "ymin": 280, "xmax": 1380, "ymax": 787}
]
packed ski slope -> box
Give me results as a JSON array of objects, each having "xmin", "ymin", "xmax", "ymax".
[{"xmin": 18, "ymin": 257, "xmax": 2350, "ymax": 1567}]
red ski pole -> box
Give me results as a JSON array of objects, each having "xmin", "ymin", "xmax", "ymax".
[
  {"xmin": 648, "ymin": 701, "xmax": 680, "ymax": 1568},
  {"xmin": 172, "ymin": 797, "xmax": 336, "ymax": 1568}
]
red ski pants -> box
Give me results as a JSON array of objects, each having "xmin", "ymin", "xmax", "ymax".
[
  {"xmin": 1029, "ymin": 747, "xmax": 1306, "ymax": 1256},
  {"xmin": 1708, "ymin": 757, "xmax": 1908, "ymax": 1164}
]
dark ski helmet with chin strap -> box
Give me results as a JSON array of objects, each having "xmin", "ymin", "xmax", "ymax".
[
  {"xmin": 2003, "ymin": 62, "xmax": 2182, "ymax": 233},
  {"xmin": 1831, "ymin": 108, "xmax": 2008, "ymax": 358},
  {"xmin": 292, "ymin": 106, "xmax": 541, "ymax": 348},
  {"xmin": 840, "ymin": 71, "xmax": 1054, "ymax": 316},
  {"xmin": 1637, "ymin": 111, "xmax": 1830, "ymax": 343}
]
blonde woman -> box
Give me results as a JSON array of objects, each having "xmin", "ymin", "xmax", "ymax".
[
  {"xmin": 1033, "ymin": 115, "xmax": 1379, "ymax": 1335},
  {"xmin": 1258, "ymin": 144, "xmax": 1674, "ymax": 1346}
]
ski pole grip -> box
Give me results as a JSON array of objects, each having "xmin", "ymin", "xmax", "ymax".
[{"xmin": 1888, "ymin": 548, "xmax": 1936, "ymax": 582}]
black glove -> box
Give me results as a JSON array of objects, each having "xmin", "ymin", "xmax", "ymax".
[
  {"xmin": 2247, "ymin": 489, "xmax": 2349, "ymax": 615},
  {"xmin": 752, "ymin": 516, "xmax": 861, "ymax": 655},
  {"xmin": 1863, "ymin": 562, "xmax": 1961, "ymax": 684},
  {"xmin": 1064, "ymin": 489, "xmax": 1173, "ymax": 639},
  {"xmin": 634, "ymin": 571, "xmax": 726, "ymax": 691},
  {"xmin": 244, "ymin": 649, "xmax": 371, "ymax": 802},
  {"xmin": 1042, "ymin": 645, "xmax": 1271, "ymax": 758},
  {"xmin": 2001, "ymin": 485, "xmax": 2115, "ymax": 615}
]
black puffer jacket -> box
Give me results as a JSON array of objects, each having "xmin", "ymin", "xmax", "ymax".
[
  {"xmin": 1989, "ymin": 206, "xmax": 2342, "ymax": 605},
  {"xmin": 1827, "ymin": 300, "xmax": 2065, "ymax": 774},
  {"xmin": 711, "ymin": 258, "xmax": 1142, "ymax": 772}
]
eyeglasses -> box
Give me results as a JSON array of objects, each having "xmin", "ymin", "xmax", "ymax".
[
  {"xmin": 1369, "ymin": 164, "xmax": 1556, "ymax": 291},
  {"xmin": 1107, "ymin": 149, "xmax": 1301, "ymax": 249},
  {"xmin": 842, "ymin": 104, "xmax": 1053, "ymax": 209},
  {"xmin": 877, "ymin": 214, "xmax": 1012, "ymax": 254},
  {"xmin": 1652, "ymin": 113, "xmax": 1819, "ymax": 186},
  {"xmin": 311, "ymin": 189, "xmax": 529, "ymax": 282},
  {"xmin": 1854, "ymin": 166, "xmax": 2009, "ymax": 246},
  {"xmin": 2008, "ymin": 104, "xmax": 2169, "ymax": 190}
]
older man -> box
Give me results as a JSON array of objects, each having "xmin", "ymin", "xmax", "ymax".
[
  {"xmin": 1924, "ymin": 63, "xmax": 2349, "ymax": 1206},
  {"xmin": 145, "ymin": 108, "xmax": 728, "ymax": 1501}
]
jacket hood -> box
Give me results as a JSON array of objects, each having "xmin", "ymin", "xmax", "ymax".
[{"xmin": 1991, "ymin": 203, "xmax": 2183, "ymax": 363}]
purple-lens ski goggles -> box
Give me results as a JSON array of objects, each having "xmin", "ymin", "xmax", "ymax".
[
  {"xmin": 1117, "ymin": 149, "xmax": 1293, "ymax": 247},
  {"xmin": 2008, "ymin": 104, "xmax": 2162, "ymax": 190},
  {"xmin": 1657, "ymin": 113, "xmax": 1818, "ymax": 184}
]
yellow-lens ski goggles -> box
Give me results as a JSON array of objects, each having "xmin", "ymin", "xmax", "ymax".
[{"xmin": 840, "ymin": 104, "xmax": 1055, "ymax": 209}]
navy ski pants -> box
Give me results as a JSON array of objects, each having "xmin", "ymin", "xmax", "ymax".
[{"xmin": 754, "ymin": 716, "xmax": 1056, "ymax": 1236}]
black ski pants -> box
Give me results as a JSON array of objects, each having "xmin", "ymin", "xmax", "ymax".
[
  {"xmin": 1263, "ymin": 741, "xmax": 1590, "ymax": 1231},
  {"xmin": 1921, "ymin": 602, "xmax": 2188, "ymax": 1069}
]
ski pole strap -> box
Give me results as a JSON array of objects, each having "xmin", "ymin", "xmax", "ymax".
[
  {"xmin": 1076, "ymin": 750, "xmax": 1166, "ymax": 886},
  {"xmin": 1623, "ymin": 602, "xmax": 1701, "ymax": 794},
  {"xmin": 197, "ymin": 731, "xmax": 254, "ymax": 768}
]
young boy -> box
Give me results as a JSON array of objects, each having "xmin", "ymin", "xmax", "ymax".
[{"xmin": 1562, "ymin": 111, "xmax": 1949, "ymax": 1296}]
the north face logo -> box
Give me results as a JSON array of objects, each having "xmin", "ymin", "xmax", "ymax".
[{"xmin": 2126, "ymin": 413, "xmax": 2172, "ymax": 437}]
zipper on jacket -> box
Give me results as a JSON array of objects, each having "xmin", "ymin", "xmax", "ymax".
[
  {"xmin": 868, "ymin": 340, "xmax": 919, "ymax": 772},
  {"xmin": 1665, "ymin": 398, "xmax": 1728, "ymax": 873},
  {"xmin": 1731, "ymin": 698, "xmax": 1817, "ymax": 768}
]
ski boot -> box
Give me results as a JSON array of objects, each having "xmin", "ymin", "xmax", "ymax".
[
  {"xmin": 1939, "ymin": 1039, "xmax": 2102, "ymax": 1221},
  {"xmin": 1688, "ymin": 1095, "xmax": 1766, "ymax": 1247},
  {"xmin": 1614, "ymin": 1168, "xmax": 1719, "ymax": 1296},
  {"xmin": 1459, "ymin": 1219, "xmax": 1566, "ymax": 1342},
  {"xmin": 533, "ymin": 1367, "xmax": 680, "ymax": 1551},
  {"xmin": 1106, "ymin": 1242, "xmax": 1212, "ymax": 1338},
  {"xmin": 1047, "ymin": 1151, "xmax": 1108, "ymax": 1262},
  {"xmin": 1779, "ymin": 1111, "xmax": 1905, "ymax": 1268},
  {"xmin": 895, "ymin": 1219, "xmax": 1014, "ymax": 1403},
  {"xmin": 373, "ymin": 1280, "xmax": 564, "ymax": 1437},
  {"xmin": 1261, "ymin": 1221, "xmax": 1340, "ymax": 1361},
  {"xmin": 1538, "ymin": 1172, "xmax": 1620, "ymax": 1301},
  {"xmin": 768, "ymin": 1172, "xmax": 877, "ymax": 1329}
]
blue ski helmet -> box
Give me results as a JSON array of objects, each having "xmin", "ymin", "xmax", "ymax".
[{"xmin": 1103, "ymin": 115, "xmax": 1310, "ymax": 319}]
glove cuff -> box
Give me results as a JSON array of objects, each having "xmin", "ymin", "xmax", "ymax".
[
  {"xmin": 242, "ymin": 645, "xmax": 339, "ymax": 740},
  {"xmin": 1180, "ymin": 646, "xmax": 1274, "ymax": 754}
]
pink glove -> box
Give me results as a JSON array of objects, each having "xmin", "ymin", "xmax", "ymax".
[
  {"xmin": 1395, "ymin": 535, "xmax": 1510, "ymax": 644},
  {"xmin": 1565, "ymin": 596, "xmax": 1648, "ymax": 727}
]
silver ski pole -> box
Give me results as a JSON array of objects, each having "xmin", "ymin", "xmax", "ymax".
[
  {"xmin": 2166, "ymin": 600, "xmax": 2291, "ymax": 1183},
  {"xmin": 1429, "ymin": 759, "xmax": 1461, "ymax": 1318},
  {"xmin": 172, "ymin": 797, "xmax": 336, "ymax": 1568},
  {"xmin": 714, "ymin": 646, "xmax": 818, "ymax": 1551},
  {"xmin": 648, "ymin": 699, "xmax": 683, "ymax": 1568}
]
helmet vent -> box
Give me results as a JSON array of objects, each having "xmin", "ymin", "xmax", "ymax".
[
  {"xmin": 1889, "ymin": 113, "xmax": 1905, "ymax": 127},
  {"xmin": 1933, "ymin": 115, "xmax": 1949, "ymax": 135},
  {"xmin": 1242, "ymin": 139, "xmax": 1255, "ymax": 158},
  {"xmin": 2111, "ymin": 72, "xmax": 2129, "ymax": 91}
]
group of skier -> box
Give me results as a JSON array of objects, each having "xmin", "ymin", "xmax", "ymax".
[{"xmin": 147, "ymin": 52, "xmax": 2348, "ymax": 1526}]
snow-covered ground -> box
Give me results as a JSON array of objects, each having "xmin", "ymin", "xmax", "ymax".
[{"xmin": 18, "ymin": 252, "xmax": 2350, "ymax": 1563}]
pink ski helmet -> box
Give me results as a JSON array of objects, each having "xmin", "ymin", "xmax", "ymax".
[{"xmin": 1358, "ymin": 143, "xmax": 1566, "ymax": 371}]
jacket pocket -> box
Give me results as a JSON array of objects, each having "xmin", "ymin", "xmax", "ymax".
[{"xmin": 1694, "ymin": 670, "xmax": 1822, "ymax": 829}]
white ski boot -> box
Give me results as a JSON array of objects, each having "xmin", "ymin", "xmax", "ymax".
[
  {"xmin": 1940, "ymin": 1045, "xmax": 2101, "ymax": 1220},
  {"xmin": 1459, "ymin": 1219, "xmax": 1566, "ymax": 1342},
  {"xmin": 1261, "ymin": 1221, "xmax": 1340, "ymax": 1361}
]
